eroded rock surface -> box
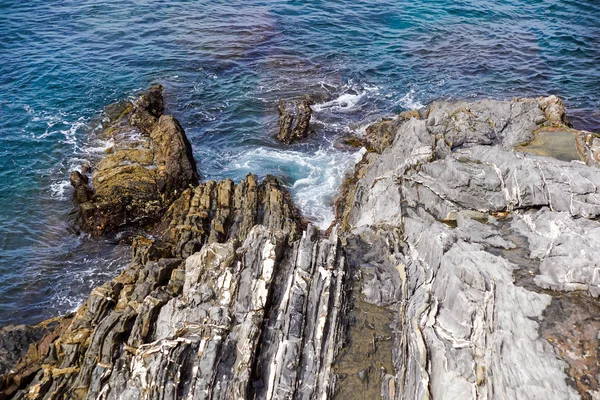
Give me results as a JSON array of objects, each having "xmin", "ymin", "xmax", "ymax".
[
  {"xmin": 3, "ymin": 95, "xmax": 600, "ymax": 400},
  {"xmin": 71, "ymin": 85, "xmax": 199, "ymax": 236}
]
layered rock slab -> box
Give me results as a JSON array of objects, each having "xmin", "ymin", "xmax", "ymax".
[
  {"xmin": 0, "ymin": 174, "xmax": 347, "ymax": 400},
  {"xmin": 335, "ymin": 96, "xmax": 600, "ymax": 399}
]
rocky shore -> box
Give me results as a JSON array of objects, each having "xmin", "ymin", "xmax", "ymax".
[{"xmin": 1, "ymin": 89, "xmax": 599, "ymax": 399}]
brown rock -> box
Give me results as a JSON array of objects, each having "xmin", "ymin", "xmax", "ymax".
[
  {"xmin": 150, "ymin": 115, "xmax": 199, "ymax": 202},
  {"xmin": 354, "ymin": 110, "xmax": 420, "ymax": 154},
  {"xmin": 574, "ymin": 130, "xmax": 600, "ymax": 167},
  {"xmin": 69, "ymin": 86, "xmax": 199, "ymax": 236},
  {"xmin": 80, "ymin": 163, "xmax": 91, "ymax": 174},
  {"xmin": 0, "ymin": 316, "xmax": 72, "ymax": 399},
  {"xmin": 276, "ymin": 98, "xmax": 312, "ymax": 144},
  {"xmin": 95, "ymin": 148, "xmax": 155, "ymax": 171},
  {"xmin": 69, "ymin": 170, "xmax": 88, "ymax": 187},
  {"xmin": 0, "ymin": 323, "xmax": 51, "ymax": 376},
  {"xmin": 364, "ymin": 118, "xmax": 402, "ymax": 153},
  {"xmin": 129, "ymin": 84, "xmax": 165, "ymax": 134},
  {"xmin": 69, "ymin": 171, "xmax": 93, "ymax": 203},
  {"xmin": 537, "ymin": 95, "xmax": 568, "ymax": 126},
  {"xmin": 104, "ymin": 101, "xmax": 133, "ymax": 126},
  {"xmin": 344, "ymin": 136, "xmax": 367, "ymax": 148},
  {"xmin": 399, "ymin": 109, "xmax": 420, "ymax": 120},
  {"xmin": 161, "ymin": 173, "xmax": 304, "ymax": 258}
]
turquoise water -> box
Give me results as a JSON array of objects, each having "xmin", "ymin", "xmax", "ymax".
[{"xmin": 0, "ymin": 0, "xmax": 599, "ymax": 325}]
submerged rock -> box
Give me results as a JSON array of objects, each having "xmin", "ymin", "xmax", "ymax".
[
  {"xmin": 3, "ymin": 95, "xmax": 600, "ymax": 399},
  {"xmin": 70, "ymin": 85, "xmax": 198, "ymax": 236},
  {"xmin": 276, "ymin": 98, "xmax": 312, "ymax": 144}
]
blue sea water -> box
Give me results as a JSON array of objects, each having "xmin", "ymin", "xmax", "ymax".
[{"xmin": 0, "ymin": 0, "xmax": 599, "ymax": 325}]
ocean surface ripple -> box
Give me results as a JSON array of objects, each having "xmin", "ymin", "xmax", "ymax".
[{"xmin": 0, "ymin": 0, "xmax": 598, "ymax": 325}]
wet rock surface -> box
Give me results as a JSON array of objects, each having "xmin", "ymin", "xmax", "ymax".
[
  {"xmin": 70, "ymin": 85, "xmax": 199, "ymax": 236},
  {"xmin": 0, "ymin": 320, "xmax": 60, "ymax": 377},
  {"xmin": 3, "ymin": 95, "xmax": 600, "ymax": 399},
  {"xmin": 276, "ymin": 99, "xmax": 312, "ymax": 144}
]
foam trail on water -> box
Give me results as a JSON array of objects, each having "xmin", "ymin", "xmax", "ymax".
[
  {"xmin": 49, "ymin": 243, "xmax": 129, "ymax": 315},
  {"xmin": 50, "ymin": 180, "xmax": 71, "ymax": 199},
  {"xmin": 83, "ymin": 138, "xmax": 114, "ymax": 154},
  {"xmin": 313, "ymin": 93, "xmax": 365, "ymax": 112},
  {"xmin": 217, "ymin": 144, "xmax": 366, "ymax": 229},
  {"xmin": 46, "ymin": 115, "xmax": 115, "ymax": 200},
  {"xmin": 312, "ymin": 84, "xmax": 379, "ymax": 113}
]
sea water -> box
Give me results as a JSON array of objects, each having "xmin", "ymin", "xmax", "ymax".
[{"xmin": 0, "ymin": 0, "xmax": 598, "ymax": 325}]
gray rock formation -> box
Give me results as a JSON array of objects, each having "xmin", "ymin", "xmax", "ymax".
[
  {"xmin": 335, "ymin": 95, "xmax": 600, "ymax": 399},
  {"xmin": 276, "ymin": 99, "xmax": 312, "ymax": 144},
  {"xmin": 2, "ymin": 94, "xmax": 599, "ymax": 399}
]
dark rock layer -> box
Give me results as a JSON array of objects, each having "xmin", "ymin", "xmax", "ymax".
[
  {"xmin": 2, "ymin": 94, "xmax": 600, "ymax": 400},
  {"xmin": 0, "ymin": 320, "xmax": 61, "ymax": 377},
  {"xmin": 276, "ymin": 99, "xmax": 312, "ymax": 144}
]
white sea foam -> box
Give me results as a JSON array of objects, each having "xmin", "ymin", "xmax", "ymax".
[
  {"xmin": 313, "ymin": 92, "xmax": 366, "ymax": 112},
  {"xmin": 56, "ymin": 295, "xmax": 84, "ymax": 314},
  {"xmin": 83, "ymin": 138, "xmax": 114, "ymax": 154},
  {"xmin": 58, "ymin": 118, "xmax": 86, "ymax": 148},
  {"xmin": 397, "ymin": 89, "xmax": 424, "ymax": 110},
  {"xmin": 349, "ymin": 121, "xmax": 373, "ymax": 137},
  {"xmin": 220, "ymin": 144, "xmax": 366, "ymax": 229},
  {"xmin": 290, "ymin": 146, "xmax": 366, "ymax": 229},
  {"xmin": 50, "ymin": 180, "xmax": 71, "ymax": 199},
  {"xmin": 313, "ymin": 92, "xmax": 365, "ymax": 112},
  {"xmin": 312, "ymin": 82, "xmax": 379, "ymax": 113},
  {"xmin": 51, "ymin": 253, "xmax": 128, "ymax": 314},
  {"xmin": 24, "ymin": 105, "xmax": 72, "ymax": 141},
  {"xmin": 41, "ymin": 114, "xmax": 105, "ymax": 201},
  {"xmin": 224, "ymin": 81, "xmax": 385, "ymax": 227}
]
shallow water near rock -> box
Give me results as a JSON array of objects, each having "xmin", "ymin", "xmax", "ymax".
[
  {"xmin": 517, "ymin": 128, "xmax": 583, "ymax": 162},
  {"xmin": 0, "ymin": 0, "xmax": 599, "ymax": 325}
]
